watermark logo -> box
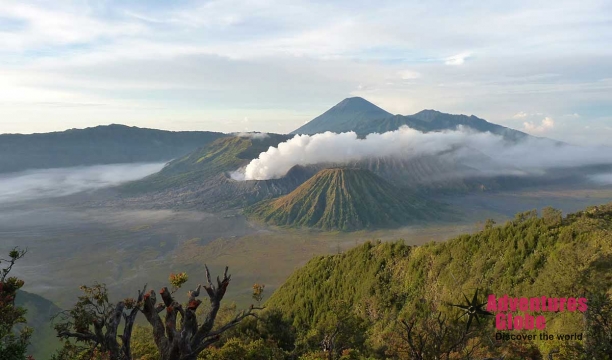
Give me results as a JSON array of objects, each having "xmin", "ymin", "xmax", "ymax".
[
  {"xmin": 451, "ymin": 289, "xmax": 494, "ymax": 330},
  {"xmin": 486, "ymin": 294, "xmax": 588, "ymax": 330},
  {"xmin": 451, "ymin": 290, "xmax": 589, "ymax": 332}
]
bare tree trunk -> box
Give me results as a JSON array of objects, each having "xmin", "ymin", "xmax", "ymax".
[
  {"xmin": 55, "ymin": 266, "xmax": 258, "ymax": 360},
  {"xmin": 55, "ymin": 285, "xmax": 147, "ymax": 360},
  {"xmin": 140, "ymin": 265, "xmax": 261, "ymax": 360}
]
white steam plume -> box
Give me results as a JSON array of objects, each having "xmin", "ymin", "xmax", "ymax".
[
  {"xmin": 235, "ymin": 126, "xmax": 612, "ymax": 181},
  {"xmin": 232, "ymin": 132, "xmax": 270, "ymax": 139}
]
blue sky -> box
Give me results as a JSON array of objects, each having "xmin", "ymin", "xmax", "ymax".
[{"xmin": 0, "ymin": 0, "xmax": 611, "ymax": 145}]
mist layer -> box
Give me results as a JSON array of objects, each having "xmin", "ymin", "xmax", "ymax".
[{"xmin": 0, "ymin": 163, "xmax": 165, "ymax": 203}]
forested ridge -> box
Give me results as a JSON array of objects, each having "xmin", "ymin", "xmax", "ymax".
[
  {"xmin": 262, "ymin": 203, "xmax": 612, "ymax": 358},
  {"xmin": 0, "ymin": 124, "xmax": 226, "ymax": 174}
]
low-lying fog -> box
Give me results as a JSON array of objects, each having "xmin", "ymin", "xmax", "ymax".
[
  {"xmin": 0, "ymin": 202, "xmax": 259, "ymax": 308},
  {"xmin": 591, "ymin": 173, "xmax": 612, "ymax": 185},
  {"xmin": 0, "ymin": 162, "xmax": 246, "ymax": 298},
  {"xmin": 0, "ymin": 163, "xmax": 165, "ymax": 203},
  {"xmin": 0, "ymin": 162, "xmax": 269, "ymax": 308}
]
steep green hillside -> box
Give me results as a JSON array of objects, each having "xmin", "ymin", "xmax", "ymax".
[
  {"xmin": 0, "ymin": 124, "xmax": 226, "ymax": 173},
  {"xmin": 123, "ymin": 133, "xmax": 292, "ymax": 193},
  {"xmin": 265, "ymin": 203, "xmax": 612, "ymax": 355},
  {"xmin": 16, "ymin": 291, "xmax": 62, "ymax": 358},
  {"xmin": 120, "ymin": 134, "xmax": 318, "ymax": 210},
  {"xmin": 245, "ymin": 168, "xmax": 445, "ymax": 230}
]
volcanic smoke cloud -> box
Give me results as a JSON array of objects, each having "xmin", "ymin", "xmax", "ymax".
[{"xmin": 233, "ymin": 126, "xmax": 612, "ymax": 181}]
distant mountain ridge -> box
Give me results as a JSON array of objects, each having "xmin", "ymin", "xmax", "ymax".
[
  {"xmin": 0, "ymin": 124, "xmax": 226, "ymax": 174},
  {"xmin": 2, "ymin": 99, "xmax": 531, "ymax": 176},
  {"xmin": 291, "ymin": 97, "xmax": 529, "ymax": 141}
]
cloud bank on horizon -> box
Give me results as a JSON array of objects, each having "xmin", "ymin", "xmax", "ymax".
[
  {"xmin": 232, "ymin": 126, "xmax": 612, "ymax": 181},
  {"xmin": 0, "ymin": 0, "xmax": 611, "ymax": 145}
]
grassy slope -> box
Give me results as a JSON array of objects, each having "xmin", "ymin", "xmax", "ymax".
[
  {"xmin": 265, "ymin": 203, "xmax": 612, "ymax": 353},
  {"xmin": 122, "ymin": 134, "xmax": 291, "ymax": 193},
  {"xmin": 245, "ymin": 168, "xmax": 445, "ymax": 231},
  {"xmin": 124, "ymin": 136, "xmax": 250, "ymax": 193}
]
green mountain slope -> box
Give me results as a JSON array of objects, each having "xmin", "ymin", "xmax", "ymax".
[
  {"xmin": 0, "ymin": 124, "xmax": 226, "ymax": 174},
  {"xmin": 124, "ymin": 133, "xmax": 293, "ymax": 192},
  {"xmin": 16, "ymin": 290, "xmax": 62, "ymax": 358},
  {"xmin": 245, "ymin": 168, "xmax": 445, "ymax": 230},
  {"xmin": 290, "ymin": 97, "xmax": 392, "ymax": 135},
  {"xmin": 265, "ymin": 203, "xmax": 612, "ymax": 354},
  {"xmin": 121, "ymin": 134, "xmax": 316, "ymax": 210}
]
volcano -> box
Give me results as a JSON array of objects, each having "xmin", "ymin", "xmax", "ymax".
[{"xmin": 245, "ymin": 168, "xmax": 446, "ymax": 231}]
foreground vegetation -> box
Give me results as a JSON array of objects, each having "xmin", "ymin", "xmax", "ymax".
[
  {"xmin": 262, "ymin": 203, "xmax": 612, "ymax": 358},
  {"xmin": 3, "ymin": 202, "xmax": 612, "ymax": 359}
]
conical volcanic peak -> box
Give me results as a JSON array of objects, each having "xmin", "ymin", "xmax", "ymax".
[
  {"xmin": 245, "ymin": 168, "xmax": 445, "ymax": 231},
  {"xmin": 291, "ymin": 98, "xmax": 392, "ymax": 135},
  {"xmin": 331, "ymin": 97, "xmax": 389, "ymax": 112}
]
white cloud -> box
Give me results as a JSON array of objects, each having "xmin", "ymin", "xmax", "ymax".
[
  {"xmin": 398, "ymin": 70, "xmax": 421, "ymax": 80},
  {"xmin": 524, "ymin": 117, "xmax": 555, "ymax": 133},
  {"xmin": 513, "ymin": 111, "xmax": 528, "ymax": 119},
  {"xmin": 0, "ymin": 3, "xmax": 144, "ymax": 51},
  {"xmin": 445, "ymin": 52, "xmax": 472, "ymax": 66}
]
